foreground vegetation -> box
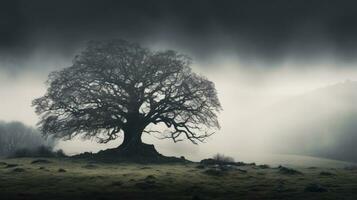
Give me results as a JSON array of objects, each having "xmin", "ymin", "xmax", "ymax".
[{"xmin": 0, "ymin": 157, "xmax": 357, "ymax": 200}]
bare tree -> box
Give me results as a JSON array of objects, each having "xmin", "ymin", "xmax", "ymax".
[{"xmin": 33, "ymin": 39, "xmax": 222, "ymax": 156}]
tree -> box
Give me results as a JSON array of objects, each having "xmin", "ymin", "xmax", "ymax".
[{"xmin": 33, "ymin": 39, "xmax": 222, "ymax": 158}]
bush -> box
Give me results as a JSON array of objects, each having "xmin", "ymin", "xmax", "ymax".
[
  {"xmin": 200, "ymin": 154, "xmax": 235, "ymax": 166},
  {"xmin": 212, "ymin": 153, "xmax": 235, "ymax": 163}
]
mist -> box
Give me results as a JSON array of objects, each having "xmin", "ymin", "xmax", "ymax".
[
  {"xmin": 2, "ymin": 52, "xmax": 357, "ymax": 164},
  {"xmin": 2, "ymin": 0, "xmax": 357, "ymax": 165},
  {"xmin": 0, "ymin": 121, "xmax": 56, "ymax": 157}
]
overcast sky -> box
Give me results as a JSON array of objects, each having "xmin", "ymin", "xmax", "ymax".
[
  {"xmin": 2, "ymin": 0, "xmax": 357, "ymax": 163},
  {"xmin": 2, "ymin": 0, "xmax": 357, "ymax": 72}
]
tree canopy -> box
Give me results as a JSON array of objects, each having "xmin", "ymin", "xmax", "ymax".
[{"xmin": 33, "ymin": 40, "xmax": 222, "ymax": 147}]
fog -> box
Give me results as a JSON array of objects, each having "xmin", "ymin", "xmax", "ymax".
[
  {"xmin": 2, "ymin": 52, "xmax": 357, "ymax": 164},
  {"xmin": 0, "ymin": 121, "xmax": 56, "ymax": 157},
  {"xmin": 2, "ymin": 0, "xmax": 357, "ymax": 165}
]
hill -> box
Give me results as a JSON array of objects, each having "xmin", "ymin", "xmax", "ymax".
[{"xmin": 261, "ymin": 81, "xmax": 357, "ymax": 162}]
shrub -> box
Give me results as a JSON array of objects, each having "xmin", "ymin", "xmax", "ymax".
[{"xmin": 212, "ymin": 153, "xmax": 235, "ymax": 163}]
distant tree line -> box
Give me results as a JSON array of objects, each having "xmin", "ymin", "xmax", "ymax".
[{"xmin": 0, "ymin": 121, "xmax": 56, "ymax": 157}]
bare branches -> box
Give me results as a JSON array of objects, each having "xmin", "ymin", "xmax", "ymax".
[
  {"xmin": 33, "ymin": 39, "xmax": 222, "ymax": 144},
  {"xmin": 96, "ymin": 127, "xmax": 121, "ymax": 143}
]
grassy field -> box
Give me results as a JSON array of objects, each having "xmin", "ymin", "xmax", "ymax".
[{"xmin": 0, "ymin": 157, "xmax": 357, "ymax": 200}]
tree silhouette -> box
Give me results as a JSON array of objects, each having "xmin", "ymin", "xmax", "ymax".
[{"xmin": 33, "ymin": 40, "xmax": 221, "ymax": 157}]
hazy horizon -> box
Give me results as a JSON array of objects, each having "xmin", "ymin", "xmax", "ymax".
[{"xmin": 2, "ymin": 54, "xmax": 357, "ymax": 163}]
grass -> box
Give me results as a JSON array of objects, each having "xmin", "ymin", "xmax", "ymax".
[{"xmin": 0, "ymin": 157, "xmax": 357, "ymax": 199}]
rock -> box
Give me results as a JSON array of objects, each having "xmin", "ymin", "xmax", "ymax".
[
  {"xmin": 258, "ymin": 164, "xmax": 270, "ymax": 169},
  {"xmin": 204, "ymin": 168, "xmax": 225, "ymax": 176},
  {"xmin": 192, "ymin": 195, "xmax": 203, "ymax": 200},
  {"xmin": 135, "ymin": 182, "xmax": 157, "ymax": 190},
  {"xmin": 12, "ymin": 168, "xmax": 25, "ymax": 172},
  {"xmin": 200, "ymin": 158, "xmax": 234, "ymax": 166},
  {"xmin": 31, "ymin": 159, "xmax": 51, "ymax": 164},
  {"xmin": 82, "ymin": 164, "xmax": 98, "ymax": 169},
  {"xmin": 5, "ymin": 164, "xmax": 19, "ymax": 168},
  {"xmin": 237, "ymin": 168, "xmax": 247, "ymax": 173},
  {"xmin": 219, "ymin": 164, "xmax": 234, "ymax": 171},
  {"xmin": 111, "ymin": 181, "xmax": 123, "ymax": 186},
  {"xmin": 244, "ymin": 162, "xmax": 256, "ymax": 166},
  {"xmin": 58, "ymin": 168, "xmax": 66, "ymax": 173},
  {"xmin": 200, "ymin": 158, "xmax": 218, "ymax": 165},
  {"xmin": 140, "ymin": 167, "xmax": 151, "ymax": 170},
  {"xmin": 144, "ymin": 175, "xmax": 156, "ymax": 184},
  {"xmin": 196, "ymin": 164, "xmax": 205, "ymax": 169},
  {"xmin": 38, "ymin": 167, "xmax": 50, "ymax": 171},
  {"xmin": 278, "ymin": 166, "xmax": 302, "ymax": 175},
  {"xmin": 344, "ymin": 166, "xmax": 357, "ymax": 170},
  {"xmin": 304, "ymin": 183, "xmax": 327, "ymax": 192},
  {"xmin": 308, "ymin": 167, "xmax": 318, "ymax": 169},
  {"xmin": 319, "ymin": 171, "xmax": 335, "ymax": 176}
]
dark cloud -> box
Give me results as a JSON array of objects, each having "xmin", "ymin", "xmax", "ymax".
[{"xmin": 2, "ymin": 0, "xmax": 357, "ymax": 71}]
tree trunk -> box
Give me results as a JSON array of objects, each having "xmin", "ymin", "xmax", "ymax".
[
  {"xmin": 116, "ymin": 122, "xmax": 160, "ymax": 158},
  {"xmin": 76, "ymin": 121, "xmax": 186, "ymax": 163},
  {"xmin": 121, "ymin": 126, "xmax": 144, "ymax": 150}
]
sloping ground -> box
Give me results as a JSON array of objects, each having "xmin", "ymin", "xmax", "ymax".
[
  {"xmin": 221, "ymin": 153, "xmax": 354, "ymax": 168},
  {"xmin": 72, "ymin": 143, "xmax": 187, "ymax": 164},
  {"xmin": 1, "ymin": 158, "xmax": 357, "ymax": 200}
]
